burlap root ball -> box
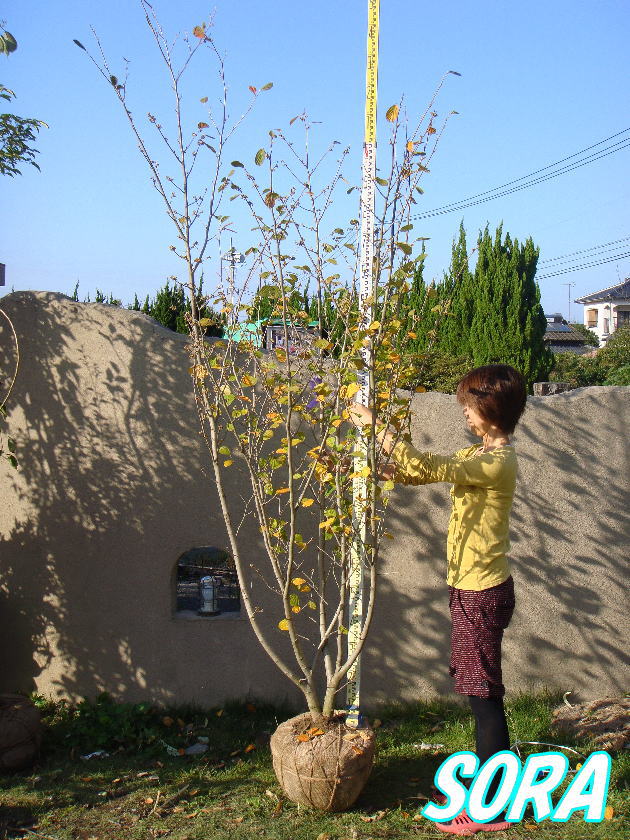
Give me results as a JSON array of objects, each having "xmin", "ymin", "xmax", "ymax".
[
  {"xmin": 270, "ymin": 712, "xmax": 375, "ymax": 811},
  {"xmin": 0, "ymin": 694, "xmax": 42, "ymax": 772}
]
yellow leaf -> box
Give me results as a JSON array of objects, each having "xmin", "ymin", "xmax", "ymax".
[
  {"xmin": 275, "ymin": 487, "xmax": 290, "ymax": 494},
  {"xmin": 278, "ymin": 619, "xmax": 290, "ymax": 631},
  {"xmin": 308, "ymin": 727, "xmax": 325, "ymax": 736},
  {"xmin": 145, "ymin": 797, "xmax": 154, "ymax": 804},
  {"xmin": 605, "ymin": 805, "xmax": 614, "ymax": 820},
  {"xmin": 299, "ymin": 584, "xmax": 311, "ymax": 592},
  {"xmin": 223, "ymin": 459, "xmax": 233, "ymax": 467},
  {"xmin": 406, "ymin": 140, "xmax": 414, "ymax": 152},
  {"xmin": 244, "ymin": 743, "xmax": 256, "ymax": 753},
  {"xmin": 296, "ymin": 733, "xmax": 310, "ymax": 742},
  {"xmin": 359, "ymin": 465, "xmax": 371, "ymax": 478},
  {"xmin": 415, "ymin": 386, "xmax": 426, "ymax": 393},
  {"xmin": 344, "ymin": 383, "xmax": 361, "ymax": 400},
  {"xmin": 373, "ymin": 718, "xmax": 382, "ymax": 728},
  {"xmin": 367, "ymin": 320, "xmax": 381, "ymax": 331},
  {"xmin": 188, "ymin": 364, "xmax": 206, "ymax": 381},
  {"xmin": 193, "ymin": 25, "xmax": 205, "ymax": 38},
  {"xmin": 301, "ymin": 498, "xmax": 315, "ymax": 507},
  {"xmin": 307, "ymin": 600, "xmax": 317, "ymax": 610},
  {"xmin": 216, "ymin": 709, "xmax": 224, "ymax": 717},
  {"xmin": 386, "ymin": 104, "xmax": 399, "ymax": 122},
  {"xmin": 291, "ymin": 577, "xmax": 306, "ymax": 586},
  {"xmin": 291, "ymin": 606, "xmax": 300, "ymax": 613}
]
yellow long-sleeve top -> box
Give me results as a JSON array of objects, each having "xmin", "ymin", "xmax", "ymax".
[{"xmin": 391, "ymin": 440, "xmax": 517, "ymax": 591}]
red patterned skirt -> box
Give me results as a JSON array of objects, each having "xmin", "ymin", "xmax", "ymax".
[{"xmin": 448, "ymin": 576, "xmax": 515, "ymax": 698}]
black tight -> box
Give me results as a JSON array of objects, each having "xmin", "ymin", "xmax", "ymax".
[{"xmin": 467, "ymin": 695, "xmax": 510, "ymax": 805}]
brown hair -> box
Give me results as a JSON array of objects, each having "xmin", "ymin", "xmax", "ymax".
[{"xmin": 456, "ymin": 365, "xmax": 527, "ymax": 435}]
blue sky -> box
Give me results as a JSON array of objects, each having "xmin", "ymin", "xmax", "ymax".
[{"xmin": 2, "ymin": 0, "xmax": 629, "ymax": 322}]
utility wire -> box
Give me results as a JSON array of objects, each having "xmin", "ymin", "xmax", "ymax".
[
  {"xmin": 410, "ymin": 138, "xmax": 630, "ymax": 220},
  {"xmin": 538, "ymin": 235, "xmax": 630, "ymax": 265},
  {"xmin": 334, "ymin": 129, "xmax": 630, "ymax": 251},
  {"xmin": 537, "ymin": 251, "xmax": 630, "ymax": 279}
]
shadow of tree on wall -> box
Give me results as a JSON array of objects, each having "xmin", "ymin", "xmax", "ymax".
[
  {"xmin": 362, "ymin": 388, "xmax": 628, "ymax": 703},
  {"xmin": 1, "ymin": 296, "xmax": 627, "ymax": 706},
  {"xmin": 0, "ymin": 292, "xmax": 230, "ymax": 701}
]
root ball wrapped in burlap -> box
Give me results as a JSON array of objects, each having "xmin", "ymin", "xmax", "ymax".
[
  {"xmin": 270, "ymin": 712, "xmax": 375, "ymax": 811},
  {"xmin": 0, "ymin": 694, "xmax": 42, "ymax": 772}
]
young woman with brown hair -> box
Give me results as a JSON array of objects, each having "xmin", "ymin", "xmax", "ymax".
[{"xmin": 350, "ymin": 364, "xmax": 528, "ymax": 835}]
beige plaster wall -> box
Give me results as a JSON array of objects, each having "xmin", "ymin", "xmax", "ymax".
[{"xmin": 1, "ymin": 292, "xmax": 628, "ymax": 709}]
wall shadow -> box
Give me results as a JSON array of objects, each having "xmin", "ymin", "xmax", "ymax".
[
  {"xmin": 363, "ymin": 388, "xmax": 629, "ymax": 702},
  {"xmin": 0, "ymin": 292, "xmax": 293, "ymax": 706}
]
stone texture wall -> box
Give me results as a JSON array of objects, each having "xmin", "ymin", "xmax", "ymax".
[{"xmin": 1, "ymin": 292, "xmax": 628, "ymax": 708}]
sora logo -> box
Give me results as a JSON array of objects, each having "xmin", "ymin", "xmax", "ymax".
[{"xmin": 422, "ymin": 750, "xmax": 611, "ymax": 824}]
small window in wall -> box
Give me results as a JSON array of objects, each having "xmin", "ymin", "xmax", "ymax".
[
  {"xmin": 586, "ymin": 308, "xmax": 598, "ymax": 328},
  {"xmin": 175, "ymin": 547, "xmax": 240, "ymax": 617}
]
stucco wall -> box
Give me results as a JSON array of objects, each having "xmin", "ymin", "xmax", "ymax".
[{"xmin": 1, "ymin": 292, "xmax": 628, "ymax": 708}]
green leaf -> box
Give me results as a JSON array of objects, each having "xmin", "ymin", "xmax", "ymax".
[
  {"xmin": 218, "ymin": 446, "xmax": 231, "ymax": 456},
  {"xmin": 383, "ymin": 480, "xmax": 395, "ymax": 491},
  {"xmin": 254, "ymin": 148, "xmax": 266, "ymax": 166},
  {"xmin": 375, "ymin": 176, "xmax": 388, "ymax": 187},
  {"xmin": 396, "ymin": 242, "xmax": 412, "ymax": 255},
  {"xmin": 231, "ymin": 160, "xmax": 244, "ymax": 168},
  {"xmin": 199, "ymin": 317, "xmax": 213, "ymax": 326},
  {"xmin": 400, "ymin": 223, "xmax": 414, "ymax": 232},
  {"xmin": 261, "ymin": 82, "xmax": 274, "ymax": 91}
]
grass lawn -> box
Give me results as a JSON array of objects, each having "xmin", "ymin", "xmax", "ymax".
[{"xmin": 0, "ymin": 692, "xmax": 627, "ymax": 840}]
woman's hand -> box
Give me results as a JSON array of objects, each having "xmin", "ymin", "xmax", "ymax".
[
  {"xmin": 347, "ymin": 402, "xmax": 375, "ymax": 429},
  {"xmin": 348, "ymin": 401, "xmax": 397, "ymax": 455}
]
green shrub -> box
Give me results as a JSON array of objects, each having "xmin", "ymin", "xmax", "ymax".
[
  {"xmin": 548, "ymin": 352, "xmax": 606, "ymax": 388},
  {"xmin": 604, "ymin": 364, "xmax": 630, "ymax": 386}
]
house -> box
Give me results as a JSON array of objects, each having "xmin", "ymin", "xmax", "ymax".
[
  {"xmin": 231, "ymin": 318, "xmax": 320, "ymax": 352},
  {"xmin": 543, "ymin": 313, "xmax": 589, "ymax": 354},
  {"xmin": 575, "ymin": 278, "xmax": 630, "ymax": 345}
]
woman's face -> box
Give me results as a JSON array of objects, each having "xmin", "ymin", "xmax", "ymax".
[{"xmin": 461, "ymin": 401, "xmax": 492, "ymax": 438}]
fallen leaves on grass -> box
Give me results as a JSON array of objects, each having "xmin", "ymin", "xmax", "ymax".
[{"xmin": 360, "ymin": 808, "xmax": 388, "ymax": 822}]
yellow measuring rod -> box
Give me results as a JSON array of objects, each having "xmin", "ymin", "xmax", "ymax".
[{"xmin": 346, "ymin": 0, "xmax": 379, "ymax": 729}]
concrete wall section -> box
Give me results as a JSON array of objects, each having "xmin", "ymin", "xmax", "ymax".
[{"xmin": 1, "ymin": 292, "xmax": 628, "ymax": 707}]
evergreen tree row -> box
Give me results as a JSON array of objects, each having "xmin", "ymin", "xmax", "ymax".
[
  {"xmin": 398, "ymin": 222, "xmax": 552, "ymax": 391},
  {"xmin": 71, "ymin": 280, "xmax": 225, "ymax": 337}
]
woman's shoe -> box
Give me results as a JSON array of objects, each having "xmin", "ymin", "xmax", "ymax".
[{"xmin": 435, "ymin": 810, "xmax": 512, "ymax": 835}]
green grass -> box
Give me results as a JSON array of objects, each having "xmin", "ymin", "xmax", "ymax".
[{"xmin": 0, "ymin": 692, "xmax": 627, "ymax": 840}]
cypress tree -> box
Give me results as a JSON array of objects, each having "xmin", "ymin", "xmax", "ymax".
[
  {"xmin": 437, "ymin": 221, "xmax": 475, "ymax": 357},
  {"xmin": 468, "ymin": 224, "xmax": 552, "ymax": 389}
]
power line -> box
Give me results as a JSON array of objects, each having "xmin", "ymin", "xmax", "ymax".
[
  {"xmin": 410, "ymin": 137, "xmax": 630, "ymax": 220},
  {"xmin": 537, "ymin": 251, "xmax": 630, "ymax": 280},
  {"xmin": 332, "ymin": 129, "xmax": 630, "ymax": 261},
  {"xmin": 538, "ymin": 235, "xmax": 630, "ymax": 265}
]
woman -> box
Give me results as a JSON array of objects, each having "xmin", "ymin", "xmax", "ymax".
[{"xmin": 350, "ymin": 364, "xmax": 527, "ymax": 835}]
